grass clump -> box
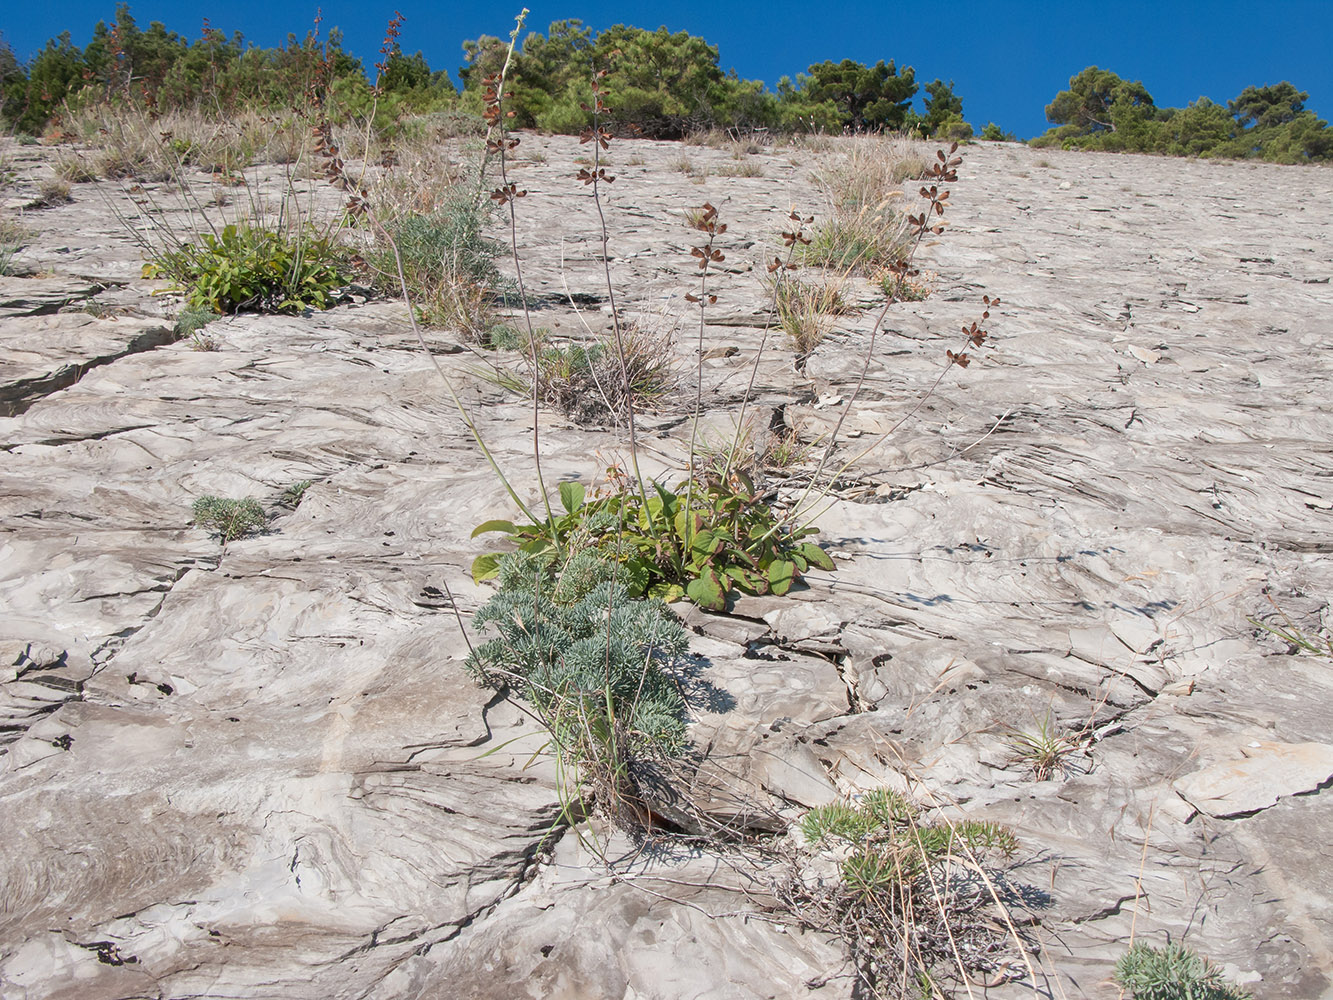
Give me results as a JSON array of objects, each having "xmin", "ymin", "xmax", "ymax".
[
  {"xmin": 146, "ymin": 223, "xmax": 348, "ymax": 315},
  {"xmin": 368, "ymin": 199, "xmax": 505, "ymax": 337},
  {"xmin": 799, "ymin": 135, "xmax": 928, "ymax": 275},
  {"xmin": 797, "ymin": 204, "xmax": 915, "ymax": 275},
  {"xmin": 1004, "ymin": 713, "xmax": 1088, "ymax": 781},
  {"xmin": 1114, "ymin": 943, "xmax": 1252, "ymax": 1000},
  {"xmin": 787, "ymin": 791, "xmax": 1021, "ymax": 996},
  {"xmin": 192, "ymin": 496, "xmax": 266, "ymax": 542},
  {"xmin": 770, "ymin": 273, "xmax": 853, "ymax": 355},
  {"xmin": 488, "ymin": 326, "xmax": 677, "ymax": 424},
  {"xmin": 31, "ymin": 178, "xmax": 72, "ymax": 208},
  {"xmin": 0, "ymin": 216, "xmax": 27, "ymax": 276}
]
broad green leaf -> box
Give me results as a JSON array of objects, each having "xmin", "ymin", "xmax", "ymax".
[
  {"xmin": 649, "ymin": 582, "xmax": 686, "ymax": 603},
  {"xmin": 686, "ymin": 568, "xmax": 727, "ymax": 611},
  {"xmin": 800, "ymin": 541, "xmax": 837, "ymax": 571},
  {"xmin": 558, "ymin": 481, "xmax": 586, "ymax": 514},
  {"xmin": 471, "ymin": 552, "xmax": 502, "ymax": 583},
  {"xmin": 471, "ymin": 519, "xmax": 518, "ymax": 538},
  {"xmin": 768, "ymin": 559, "xmax": 797, "ymax": 595}
]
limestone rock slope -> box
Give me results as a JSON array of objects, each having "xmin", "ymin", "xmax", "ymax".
[{"xmin": 1, "ymin": 135, "xmax": 1331, "ymax": 999}]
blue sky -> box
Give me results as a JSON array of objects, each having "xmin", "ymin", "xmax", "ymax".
[{"xmin": 4, "ymin": 1, "xmax": 1332, "ymax": 139}]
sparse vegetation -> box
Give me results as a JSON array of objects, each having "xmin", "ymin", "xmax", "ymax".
[
  {"xmin": 1114, "ymin": 943, "xmax": 1252, "ymax": 1000},
  {"xmin": 32, "ymin": 177, "xmax": 72, "ymax": 207},
  {"xmin": 785, "ymin": 791, "xmax": 1023, "ymax": 997},
  {"xmin": 280, "ymin": 480, "xmax": 313, "ymax": 507},
  {"xmin": 0, "ymin": 216, "xmax": 26, "ymax": 275},
  {"xmin": 486, "ymin": 326, "xmax": 677, "ymax": 424},
  {"xmin": 770, "ymin": 273, "xmax": 853, "ymax": 355},
  {"xmin": 366, "ymin": 199, "xmax": 506, "ymax": 337},
  {"xmin": 1004, "ymin": 713, "xmax": 1088, "ymax": 781},
  {"xmin": 191, "ymin": 495, "xmax": 266, "ymax": 542}
]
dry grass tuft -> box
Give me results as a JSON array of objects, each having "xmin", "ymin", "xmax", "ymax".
[{"xmin": 770, "ymin": 273, "xmax": 855, "ymax": 355}]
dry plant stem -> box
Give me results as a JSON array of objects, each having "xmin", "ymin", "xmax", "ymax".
[
  {"xmin": 792, "ymin": 150, "xmax": 969, "ymax": 529},
  {"xmin": 683, "ymin": 204, "xmax": 726, "ymax": 551},
  {"xmin": 722, "ymin": 210, "xmax": 811, "ymax": 480},
  {"xmin": 381, "ymin": 227, "xmax": 538, "ymax": 524},
  {"xmin": 911, "ymin": 785, "xmax": 1043, "ymax": 996},
  {"xmin": 584, "ymin": 73, "xmax": 656, "ymax": 527},
  {"xmin": 483, "ymin": 9, "xmax": 555, "ymax": 533}
]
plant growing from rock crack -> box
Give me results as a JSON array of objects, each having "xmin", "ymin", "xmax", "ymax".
[
  {"xmin": 1248, "ymin": 594, "xmax": 1332, "ymax": 658},
  {"xmin": 1114, "ymin": 942, "xmax": 1252, "ymax": 1000},
  {"xmin": 192, "ymin": 496, "xmax": 266, "ymax": 543},
  {"xmin": 1004, "ymin": 712, "xmax": 1089, "ymax": 781},
  {"xmin": 465, "ymin": 549, "xmax": 690, "ymax": 820},
  {"xmin": 473, "ymin": 472, "xmax": 835, "ymax": 611},
  {"xmin": 280, "ymin": 480, "xmax": 314, "ymax": 507},
  {"xmin": 784, "ymin": 790, "xmax": 1022, "ymax": 998}
]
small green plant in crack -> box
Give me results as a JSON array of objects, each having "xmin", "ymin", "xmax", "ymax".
[
  {"xmin": 473, "ymin": 474, "xmax": 835, "ymax": 612},
  {"xmin": 1004, "ymin": 713, "xmax": 1088, "ymax": 781},
  {"xmin": 174, "ymin": 305, "xmax": 220, "ymax": 341},
  {"xmin": 192, "ymin": 496, "xmax": 266, "ymax": 543},
  {"xmin": 280, "ymin": 480, "xmax": 314, "ymax": 507},
  {"xmin": 787, "ymin": 790, "xmax": 1021, "ymax": 995},
  {"xmin": 1248, "ymin": 595, "xmax": 1332, "ymax": 658},
  {"xmin": 1114, "ymin": 942, "xmax": 1252, "ymax": 1000}
]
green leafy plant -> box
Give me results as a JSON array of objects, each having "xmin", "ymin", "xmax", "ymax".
[
  {"xmin": 473, "ymin": 473, "xmax": 835, "ymax": 612},
  {"xmin": 280, "ymin": 480, "xmax": 313, "ymax": 507},
  {"xmin": 1114, "ymin": 943, "xmax": 1252, "ymax": 1000},
  {"xmin": 146, "ymin": 223, "xmax": 348, "ymax": 314},
  {"xmin": 191, "ymin": 495, "xmax": 266, "ymax": 542}
]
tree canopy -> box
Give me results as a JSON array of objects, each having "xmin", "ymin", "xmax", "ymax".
[{"xmin": 1033, "ymin": 67, "xmax": 1333, "ymax": 163}]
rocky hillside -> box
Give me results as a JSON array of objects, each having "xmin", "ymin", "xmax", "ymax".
[{"xmin": 1, "ymin": 132, "xmax": 1331, "ymax": 999}]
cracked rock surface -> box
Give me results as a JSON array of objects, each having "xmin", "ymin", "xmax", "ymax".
[{"xmin": 1, "ymin": 134, "xmax": 1331, "ymax": 999}]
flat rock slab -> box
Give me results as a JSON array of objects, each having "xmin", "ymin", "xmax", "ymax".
[{"xmin": 1175, "ymin": 741, "xmax": 1333, "ymax": 818}]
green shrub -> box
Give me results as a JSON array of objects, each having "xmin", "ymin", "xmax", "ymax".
[
  {"xmin": 1114, "ymin": 943, "xmax": 1252, "ymax": 1000},
  {"xmin": 146, "ymin": 224, "xmax": 348, "ymax": 314},
  {"xmin": 466, "ymin": 550, "xmax": 690, "ymax": 758},
  {"xmin": 191, "ymin": 496, "xmax": 266, "ymax": 542},
  {"xmin": 473, "ymin": 474, "xmax": 835, "ymax": 612},
  {"xmin": 980, "ymin": 122, "xmax": 1017, "ymax": 142}
]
